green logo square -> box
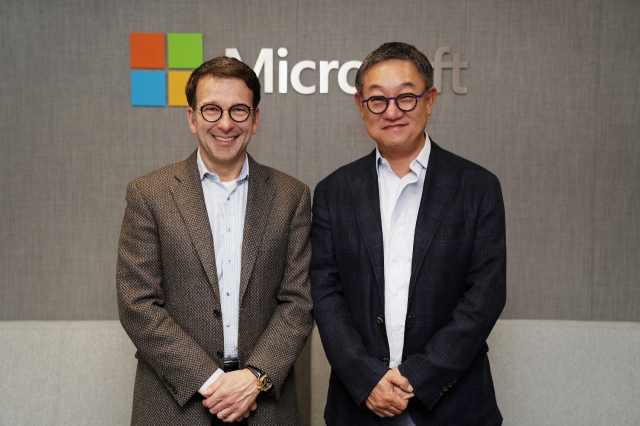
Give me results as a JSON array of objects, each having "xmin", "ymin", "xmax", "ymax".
[{"xmin": 167, "ymin": 33, "xmax": 203, "ymax": 69}]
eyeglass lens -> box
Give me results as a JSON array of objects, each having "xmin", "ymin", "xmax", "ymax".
[
  {"xmin": 201, "ymin": 104, "xmax": 251, "ymax": 123},
  {"xmin": 367, "ymin": 93, "xmax": 419, "ymax": 114}
]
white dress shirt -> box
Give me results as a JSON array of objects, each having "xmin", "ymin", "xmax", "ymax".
[
  {"xmin": 196, "ymin": 149, "xmax": 249, "ymax": 392},
  {"xmin": 377, "ymin": 137, "xmax": 430, "ymax": 369},
  {"xmin": 376, "ymin": 137, "xmax": 430, "ymax": 426}
]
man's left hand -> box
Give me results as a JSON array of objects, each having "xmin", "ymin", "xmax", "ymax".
[
  {"xmin": 365, "ymin": 368, "xmax": 414, "ymax": 417},
  {"xmin": 201, "ymin": 369, "xmax": 260, "ymax": 422}
]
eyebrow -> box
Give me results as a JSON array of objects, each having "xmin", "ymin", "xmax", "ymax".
[{"xmin": 366, "ymin": 82, "xmax": 417, "ymax": 92}]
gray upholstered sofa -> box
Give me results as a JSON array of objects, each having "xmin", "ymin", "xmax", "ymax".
[{"xmin": 2, "ymin": 320, "xmax": 639, "ymax": 425}]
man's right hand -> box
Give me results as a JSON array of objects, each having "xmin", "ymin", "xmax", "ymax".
[
  {"xmin": 201, "ymin": 369, "xmax": 260, "ymax": 422},
  {"xmin": 365, "ymin": 368, "xmax": 414, "ymax": 417}
]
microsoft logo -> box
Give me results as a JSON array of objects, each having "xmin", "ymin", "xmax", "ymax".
[
  {"xmin": 129, "ymin": 33, "xmax": 203, "ymax": 107},
  {"xmin": 129, "ymin": 33, "xmax": 468, "ymax": 106}
]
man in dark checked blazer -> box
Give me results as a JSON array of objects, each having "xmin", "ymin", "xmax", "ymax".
[
  {"xmin": 311, "ymin": 42, "xmax": 506, "ymax": 425},
  {"xmin": 117, "ymin": 57, "xmax": 313, "ymax": 425}
]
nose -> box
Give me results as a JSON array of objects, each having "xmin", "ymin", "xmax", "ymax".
[
  {"xmin": 382, "ymin": 99, "xmax": 404, "ymax": 120},
  {"xmin": 216, "ymin": 110, "xmax": 235, "ymax": 131}
]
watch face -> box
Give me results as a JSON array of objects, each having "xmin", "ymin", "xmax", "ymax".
[{"xmin": 259, "ymin": 375, "xmax": 273, "ymax": 391}]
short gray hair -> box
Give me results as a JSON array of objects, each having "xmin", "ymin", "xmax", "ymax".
[{"xmin": 355, "ymin": 42, "xmax": 433, "ymax": 94}]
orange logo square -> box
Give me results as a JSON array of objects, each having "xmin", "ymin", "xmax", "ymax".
[{"xmin": 130, "ymin": 33, "xmax": 165, "ymax": 69}]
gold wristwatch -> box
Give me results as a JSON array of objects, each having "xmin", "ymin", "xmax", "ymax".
[{"xmin": 246, "ymin": 365, "xmax": 273, "ymax": 392}]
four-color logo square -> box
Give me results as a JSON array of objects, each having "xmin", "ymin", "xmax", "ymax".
[
  {"xmin": 168, "ymin": 71, "xmax": 192, "ymax": 106},
  {"xmin": 168, "ymin": 33, "xmax": 203, "ymax": 69},
  {"xmin": 131, "ymin": 71, "xmax": 167, "ymax": 106},
  {"xmin": 129, "ymin": 33, "xmax": 165, "ymax": 69},
  {"xmin": 130, "ymin": 32, "xmax": 203, "ymax": 106}
]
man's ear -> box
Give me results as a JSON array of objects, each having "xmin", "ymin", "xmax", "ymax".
[
  {"xmin": 187, "ymin": 108, "xmax": 197, "ymax": 134},
  {"xmin": 354, "ymin": 92, "xmax": 366, "ymax": 119},
  {"xmin": 424, "ymin": 86, "xmax": 438, "ymax": 117},
  {"xmin": 251, "ymin": 107, "xmax": 260, "ymax": 135}
]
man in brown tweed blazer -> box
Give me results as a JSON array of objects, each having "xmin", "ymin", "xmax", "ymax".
[{"xmin": 117, "ymin": 56, "xmax": 313, "ymax": 425}]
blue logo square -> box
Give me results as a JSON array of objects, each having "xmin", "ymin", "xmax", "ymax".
[{"xmin": 131, "ymin": 71, "xmax": 167, "ymax": 106}]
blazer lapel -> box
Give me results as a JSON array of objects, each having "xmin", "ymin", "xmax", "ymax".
[
  {"xmin": 239, "ymin": 156, "xmax": 274, "ymax": 303},
  {"xmin": 408, "ymin": 141, "xmax": 461, "ymax": 304},
  {"xmin": 170, "ymin": 151, "xmax": 220, "ymax": 300},
  {"xmin": 346, "ymin": 150, "xmax": 386, "ymax": 299}
]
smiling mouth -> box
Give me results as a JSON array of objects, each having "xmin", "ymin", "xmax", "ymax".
[
  {"xmin": 213, "ymin": 135, "xmax": 236, "ymax": 142},
  {"xmin": 383, "ymin": 124, "xmax": 406, "ymax": 130}
]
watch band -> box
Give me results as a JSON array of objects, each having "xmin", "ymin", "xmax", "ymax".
[
  {"xmin": 246, "ymin": 365, "xmax": 262, "ymax": 379},
  {"xmin": 245, "ymin": 365, "xmax": 273, "ymax": 392}
]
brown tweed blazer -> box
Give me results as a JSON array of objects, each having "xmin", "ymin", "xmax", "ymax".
[{"xmin": 117, "ymin": 151, "xmax": 313, "ymax": 426}]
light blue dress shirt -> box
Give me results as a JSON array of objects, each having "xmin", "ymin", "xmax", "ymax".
[{"xmin": 196, "ymin": 149, "xmax": 249, "ymax": 392}]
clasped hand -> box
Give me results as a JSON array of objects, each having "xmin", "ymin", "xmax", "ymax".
[
  {"xmin": 201, "ymin": 369, "xmax": 259, "ymax": 422},
  {"xmin": 365, "ymin": 368, "xmax": 414, "ymax": 418}
]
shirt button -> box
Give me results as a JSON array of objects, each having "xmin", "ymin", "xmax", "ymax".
[
  {"xmin": 394, "ymin": 223, "xmax": 399, "ymax": 228},
  {"xmin": 227, "ymin": 228, "xmax": 231, "ymax": 232},
  {"xmin": 227, "ymin": 197, "xmax": 230, "ymax": 201},
  {"xmin": 395, "ymin": 325, "xmax": 401, "ymax": 331},
  {"xmin": 394, "ymin": 257, "xmax": 399, "ymax": 262},
  {"xmin": 227, "ymin": 259, "xmax": 231, "ymax": 263}
]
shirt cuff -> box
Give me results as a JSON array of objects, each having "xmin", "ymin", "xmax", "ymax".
[{"xmin": 199, "ymin": 368, "xmax": 224, "ymax": 394}]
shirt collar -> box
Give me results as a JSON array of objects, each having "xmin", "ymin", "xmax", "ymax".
[
  {"xmin": 376, "ymin": 133, "xmax": 431, "ymax": 176},
  {"xmin": 197, "ymin": 148, "xmax": 250, "ymax": 182}
]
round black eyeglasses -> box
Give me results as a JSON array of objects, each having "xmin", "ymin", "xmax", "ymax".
[
  {"xmin": 199, "ymin": 104, "xmax": 253, "ymax": 123},
  {"xmin": 361, "ymin": 89, "xmax": 429, "ymax": 114}
]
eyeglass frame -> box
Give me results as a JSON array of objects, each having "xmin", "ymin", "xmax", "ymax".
[
  {"xmin": 360, "ymin": 88, "xmax": 429, "ymax": 114},
  {"xmin": 198, "ymin": 103, "xmax": 254, "ymax": 123}
]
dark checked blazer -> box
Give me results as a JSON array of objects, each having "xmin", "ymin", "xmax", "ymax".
[
  {"xmin": 311, "ymin": 140, "xmax": 506, "ymax": 425},
  {"xmin": 117, "ymin": 151, "xmax": 313, "ymax": 426}
]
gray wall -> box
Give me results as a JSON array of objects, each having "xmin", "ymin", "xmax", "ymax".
[
  {"xmin": 2, "ymin": 0, "xmax": 637, "ymax": 322},
  {"xmin": 1, "ymin": 0, "xmax": 639, "ymax": 422}
]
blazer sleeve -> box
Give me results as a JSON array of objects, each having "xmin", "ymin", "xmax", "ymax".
[
  {"xmin": 310, "ymin": 184, "xmax": 390, "ymax": 407},
  {"xmin": 244, "ymin": 184, "xmax": 314, "ymax": 398},
  {"xmin": 398, "ymin": 174, "xmax": 507, "ymax": 410},
  {"xmin": 117, "ymin": 180, "xmax": 219, "ymax": 407}
]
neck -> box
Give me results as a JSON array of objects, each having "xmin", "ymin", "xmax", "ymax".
[
  {"xmin": 203, "ymin": 156, "xmax": 245, "ymax": 182},
  {"xmin": 378, "ymin": 136, "xmax": 426, "ymax": 178}
]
